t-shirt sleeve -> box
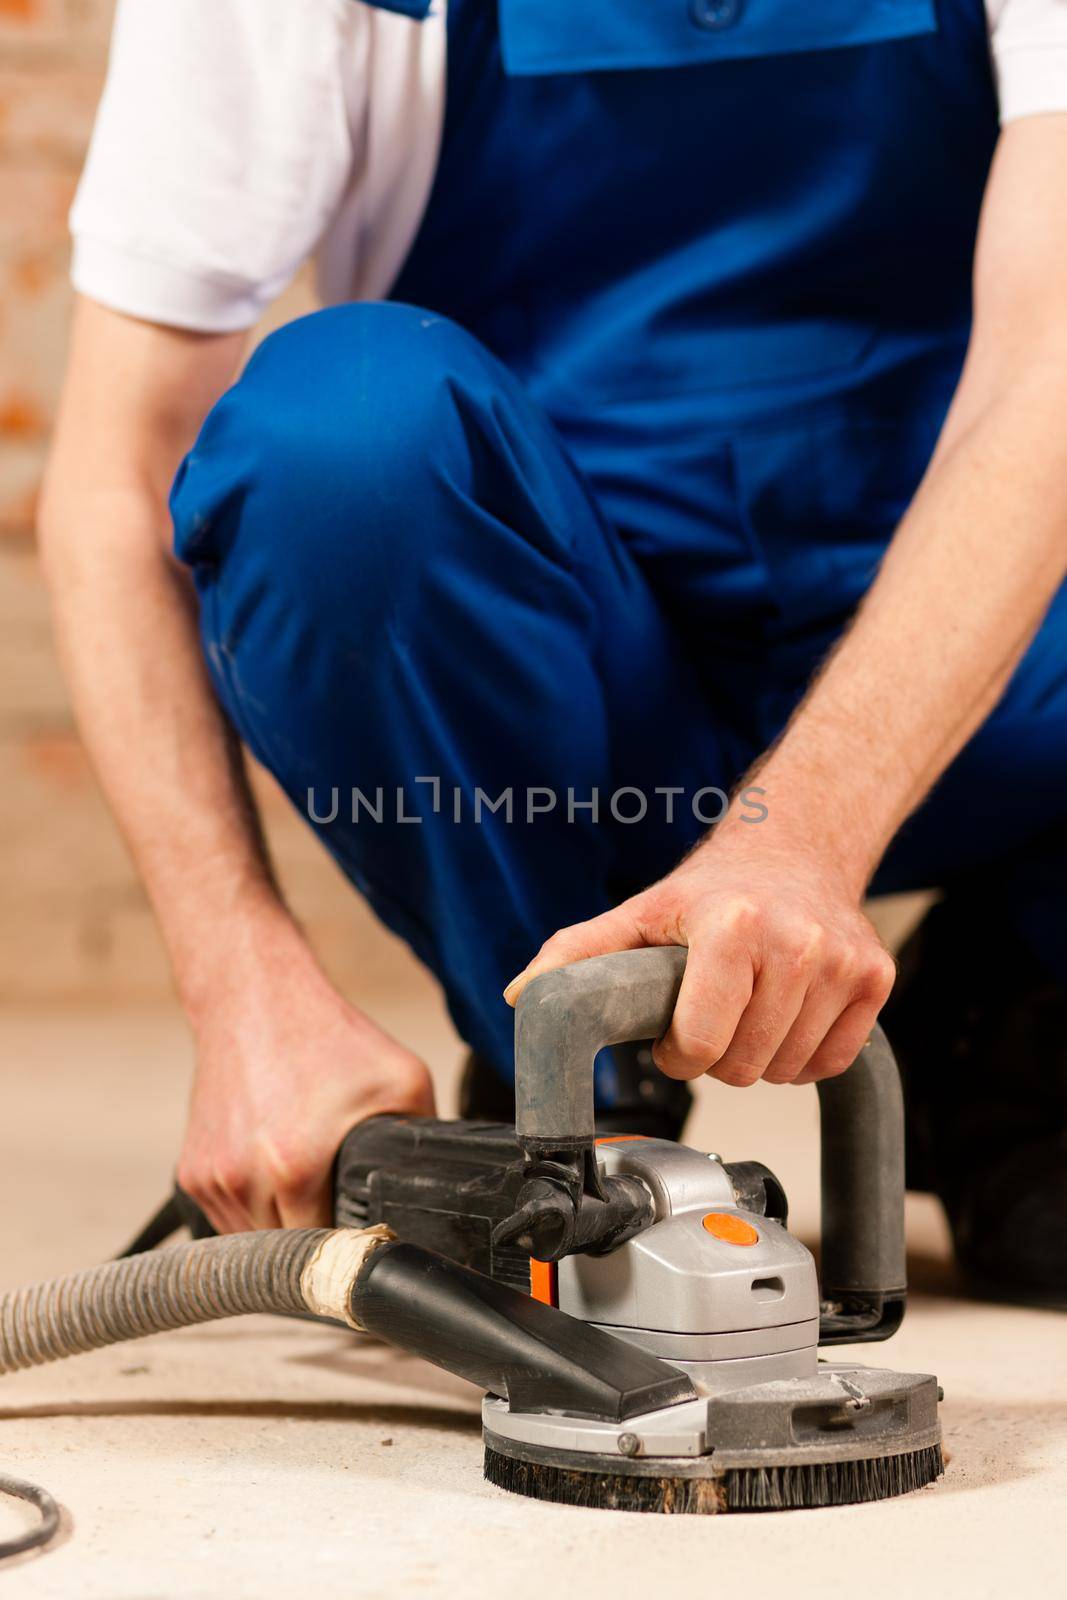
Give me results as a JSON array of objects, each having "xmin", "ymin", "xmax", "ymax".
[
  {"xmin": 988, "ymin": 0, "xmax": 1067, "ymax": 123},
  {"xmin": 70, "ymin": 0, "xmax": 368, "ymax": 332}
]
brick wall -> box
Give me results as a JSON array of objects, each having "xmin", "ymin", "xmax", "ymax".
[{"xmin": 0, "ymin": 0, "xmax": 424, "ymax": 1007}]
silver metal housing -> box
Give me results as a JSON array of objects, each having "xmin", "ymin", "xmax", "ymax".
[{"xmin": 556, "ymin": 1139, "xmax": 820, "ymax": 1389}]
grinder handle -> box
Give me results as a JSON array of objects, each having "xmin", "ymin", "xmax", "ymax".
[
  {"xmin": 514, "ymin": 946, "xmax": 688, "ymax": 1149},
  {"xmin": 514, "ymin": 945, "xmax": 906, "ymax": 1340},
  {"xmin": 815, "ymin": 1023, "xmax": 907, "ymax": 1338}
]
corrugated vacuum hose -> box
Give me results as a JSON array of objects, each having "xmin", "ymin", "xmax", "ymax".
[{"xmin": 0, "ymin": 1225, "xmax": 396, "ymax": 1561}]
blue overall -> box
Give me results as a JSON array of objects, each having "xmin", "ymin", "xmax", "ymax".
[{"xmin": 171, "ymin": 0, "xmax": 1067, "ymax": 1080}]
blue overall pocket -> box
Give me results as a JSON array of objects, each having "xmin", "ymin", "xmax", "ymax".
[
  {"xmin": 498, "ymin": 0, "xmax": 936, "ymax": 76},
  {"xmin": 486, "ymin": 0, "xmax": 946, "ymax": 402}
]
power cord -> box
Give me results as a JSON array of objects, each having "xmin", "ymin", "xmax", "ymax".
[{"xmin": 0, "ymin": 1471, "xmax": 60, "ymax": 1561}]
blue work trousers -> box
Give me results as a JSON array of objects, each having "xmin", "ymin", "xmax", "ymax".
[{"xmin": 172, "ymin": 303, "xmax": 1067, "ymax": 1077}]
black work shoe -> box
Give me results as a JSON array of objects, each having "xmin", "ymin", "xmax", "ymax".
[
  {"xmin": 881, "ymin": 895, "xmax": 1067, "ymax": 1307},
  {"xmin": 458, "ymin": 1043, "xmax": 691, "ymax": 1143}
]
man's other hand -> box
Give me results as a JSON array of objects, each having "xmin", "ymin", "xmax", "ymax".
[{"xmin": 178, "ymin": 914, "xmax": 435, "ymax": 1231}]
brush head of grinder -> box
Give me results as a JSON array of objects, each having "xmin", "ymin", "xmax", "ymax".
[{"xmin": 483, "ymin": 1362, "xmax": 944, "ymax": 1513}]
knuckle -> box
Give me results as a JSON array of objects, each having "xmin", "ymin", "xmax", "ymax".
[
  {"xmin": 781, "ymin": 919, "xmax": 824, "ymax": 972},
  {"xmin": 821, "ymin": 940, "xmax": 857, "ymax": 985},
  {"xmin": 722, "ymin": 896, "xmax": 761, "ymax": 935},
  {"xmin": 216, "ymin": 1162, "xmax": 250, "ymax": 1201},
  {"xmin": 809, "ymin": 1051, "xmax": 853, "ymax": 1081},
  {"xmin": 763, "ymin": 1062, "xmax": 803, "ymax": 1085},
  {"xmin": 632, "ymin": 885, "xmax": 671, "ymax": 927},
  {"xmin": 796, "ymin": 919, "xmax": 825, "ymax": 955},
  {"xmin": 269, "ymin": 1150, "xmax": 315, "ymax": 1197},
  {"xmin": 766, "ymin": 1044, "xmax": 807, "ymax": 1080},
  {"xmin": 655, "ymin": 1028, "xmax": 726, "ymax": 1080},
  {"xmin": 651, "ymin": 1044, "xmax": 702, "ymax": 1081},
  {"xmin": 864, "ymin": 950, "xmax": 897, "ymax": 999},
  {"xmin": 536, "ymin": 930, "xmax": 570, "ymax": 961},
  {"xmin": 278, "ymin": 1166, "xmax": 315, "ymax": 1199},
  {"xmin": 715, "ymin": 1055, "xmax": 764, "ymax": 1086},
  {"xmin": 176, "ymin": 1161, "xmax": 205, "ymax": 1199},
  {"xmin": 712, "ymin": 1062, "xmax": 763, "ymax": 1088},
  {"xmin": 395, "ymin": 1062, "xmax": 434, "ymax": 1110}
]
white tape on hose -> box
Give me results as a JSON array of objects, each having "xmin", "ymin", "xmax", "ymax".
[{"xmin": 300, "ymin": 1224, "xmax": 395, "ymax": 1329}]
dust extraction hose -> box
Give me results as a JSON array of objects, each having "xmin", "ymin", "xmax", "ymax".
[
  {"xmin": 0, "ymin": 1225, "xmax": 393, "ymax": 1561},
  {"xmin": 0, "ymin": 1225, "xmax": 394, "ymax": 1377}
]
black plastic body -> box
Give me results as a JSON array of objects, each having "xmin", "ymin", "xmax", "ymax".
[
  {"xmin": 351, "ymin": 1238, "xmax": 695, "ymax": 1421},
  {"xmin": 334, "ymin": 1116, "xmax": 533, "ymax": 1289}
]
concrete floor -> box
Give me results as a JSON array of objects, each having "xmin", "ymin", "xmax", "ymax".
[{"xmin": 0, "ymin": 999, "xmax": 1061, "ymax": 1599}]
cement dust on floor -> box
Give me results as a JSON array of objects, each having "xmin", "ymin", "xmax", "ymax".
[{"xmin": 0, "ymin": 1003, "xmax": 1060, "ymax": 1600}]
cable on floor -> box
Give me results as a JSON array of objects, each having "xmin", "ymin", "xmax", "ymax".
[{"xmin": 0, "ymin": 1471, "xmax": 60, "ymax": 1561}]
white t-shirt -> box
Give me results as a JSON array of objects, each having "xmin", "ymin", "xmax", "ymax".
[{"xmin": 70, "ymin": 0, "xmax": 1067, "ymax": 335}]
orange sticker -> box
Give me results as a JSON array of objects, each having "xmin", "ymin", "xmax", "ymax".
[
  {"xmin": 702, "ymin": 1212, "xmax": 759, "ymax": 1246},
  {"xmin": 529, "ymin": 1259, "xmax": 557, "ymax": 1305},
  {"xmin": 594, "ymin": 1135, "xmax": 648, "ymax": 1145}
]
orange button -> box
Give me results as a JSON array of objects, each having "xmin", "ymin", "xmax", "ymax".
[{"xmin": 702, "ymin": 1212, "xmax": 759, "ymax": 1246}]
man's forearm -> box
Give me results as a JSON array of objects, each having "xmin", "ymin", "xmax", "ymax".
[
  {"xmin": 39, "ymin": 479, "xmax": 294, "ymax": 1011},
  {"xmin": 37, "ymin": 298, "xmax": 292, "ymax": 1013},
  {"xmin": 743, "ymin": 358, "xmax": 1067, "ymax": 894}
]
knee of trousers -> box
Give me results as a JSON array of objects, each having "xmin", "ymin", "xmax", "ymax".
[{"xmin": 170, "ymin": 301, "xmax": 516, "ymax": 631}]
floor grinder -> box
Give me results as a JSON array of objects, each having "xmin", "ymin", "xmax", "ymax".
[{"xmin": 0, "ymin": 947, "xmax": 942, "ymax": 1548}]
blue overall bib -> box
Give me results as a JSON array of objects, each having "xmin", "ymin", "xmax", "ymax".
[{"xmin": 172, "ymin": 0, "xmax": 1067, "ymax": 1079}]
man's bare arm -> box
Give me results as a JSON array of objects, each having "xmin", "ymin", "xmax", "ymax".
[
  {"xmin": 510, "ymin": 116, "xmax": 1067, "ymax": 1086},
  {"xmin": 40, "ymin": 300, "xmax": 270, "ymax": 993},
  {"xmin": 40, "ymin": 298, "xmax": 433, "ymax": 1229},
  {"xmin": 751, "ymin": 114, "xmax": 1067, "ymax": 890}
]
